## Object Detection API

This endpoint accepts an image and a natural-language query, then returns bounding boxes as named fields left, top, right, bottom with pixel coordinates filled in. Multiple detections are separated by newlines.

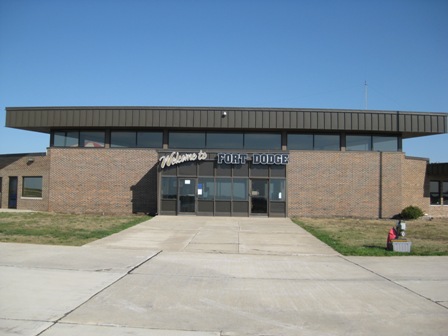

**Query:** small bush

left=401, top=205, right=424, bottom=220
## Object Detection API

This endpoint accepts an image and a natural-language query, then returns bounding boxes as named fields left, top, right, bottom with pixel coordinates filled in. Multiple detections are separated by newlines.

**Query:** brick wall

left=48, top=148, right=158, bottom=214
left=287, top=151, right=405, bottom=218
left=0, top=153, right=50, bottom=211
left=3, top=148, right=445, bottom=218
left=401, top=157, right=428, bottom=213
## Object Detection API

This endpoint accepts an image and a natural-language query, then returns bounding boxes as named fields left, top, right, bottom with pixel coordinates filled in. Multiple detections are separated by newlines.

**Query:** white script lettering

left=159, top=150, right=208, bottom=168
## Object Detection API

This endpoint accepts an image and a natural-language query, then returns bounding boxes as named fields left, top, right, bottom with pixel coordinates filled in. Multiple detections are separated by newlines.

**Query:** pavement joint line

left=128, top=272, right=386, bottom=282
left=35, top=250, right=164, bottom=336
left=182, top=231, right=200, bottom=251
left=340, top=255, right=448, bottom=311
left=237, top=221, right=241, bottom=254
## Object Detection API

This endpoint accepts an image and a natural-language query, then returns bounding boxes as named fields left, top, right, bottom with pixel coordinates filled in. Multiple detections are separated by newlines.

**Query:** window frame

left=430, top=180, right=441, bottom=205
left=22, top=176, right=43, bottom=199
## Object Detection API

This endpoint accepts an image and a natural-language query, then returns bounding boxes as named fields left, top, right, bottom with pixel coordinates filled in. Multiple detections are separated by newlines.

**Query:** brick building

left=1, top=106, right=447, bottom=218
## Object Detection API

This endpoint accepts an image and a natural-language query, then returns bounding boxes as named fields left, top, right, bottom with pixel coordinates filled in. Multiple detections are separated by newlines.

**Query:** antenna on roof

left=364, top=81, right=368, bottom=110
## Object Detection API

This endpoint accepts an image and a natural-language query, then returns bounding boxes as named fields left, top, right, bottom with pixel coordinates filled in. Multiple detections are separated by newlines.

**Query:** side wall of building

left=287, top=151, right=404, bottom=218
left=48, top=148, right=158, bottom=214
left=402, top=157, right=428, bottom=214
left=0, top=154, right=50, bottom=211
left=424, top=163, right=448, bottom=218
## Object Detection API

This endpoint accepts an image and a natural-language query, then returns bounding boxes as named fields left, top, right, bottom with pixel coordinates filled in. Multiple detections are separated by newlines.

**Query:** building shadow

left=130, top=163, right=158, bottom=215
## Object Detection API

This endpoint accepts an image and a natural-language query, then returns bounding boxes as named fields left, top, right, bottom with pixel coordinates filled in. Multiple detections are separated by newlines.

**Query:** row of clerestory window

left=52, top=130, right=399, bottom=152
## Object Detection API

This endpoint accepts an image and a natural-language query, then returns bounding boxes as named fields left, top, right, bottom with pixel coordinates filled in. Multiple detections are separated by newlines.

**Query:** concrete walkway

left=1, top=216, right=447, bottom=335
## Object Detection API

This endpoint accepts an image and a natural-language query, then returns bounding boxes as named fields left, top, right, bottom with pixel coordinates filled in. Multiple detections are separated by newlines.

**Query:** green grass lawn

left=0, top=212, right=150, bottom=246
left=293, top=217, right=448, bottom=256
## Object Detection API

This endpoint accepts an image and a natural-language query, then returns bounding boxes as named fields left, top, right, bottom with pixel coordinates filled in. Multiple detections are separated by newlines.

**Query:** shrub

left=401, top=205, right=424, bottom=220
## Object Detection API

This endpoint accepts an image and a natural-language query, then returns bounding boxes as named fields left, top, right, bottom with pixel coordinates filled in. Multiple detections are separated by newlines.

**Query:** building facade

left=1, top=106, right=447, bottom=218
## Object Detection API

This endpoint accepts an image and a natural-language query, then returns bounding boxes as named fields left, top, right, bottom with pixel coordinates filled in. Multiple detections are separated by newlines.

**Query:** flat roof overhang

left=5, top=106, right=448, bottom=138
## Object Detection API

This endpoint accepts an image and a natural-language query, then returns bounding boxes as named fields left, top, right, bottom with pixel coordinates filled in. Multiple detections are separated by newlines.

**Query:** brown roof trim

left=5, top=106, right=448, bottom=138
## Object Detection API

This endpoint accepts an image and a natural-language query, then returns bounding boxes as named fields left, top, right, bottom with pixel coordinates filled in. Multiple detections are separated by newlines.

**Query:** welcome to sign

left=159, top=150, right=207, bottom=168
left=159, top=151, right=289, bottom=169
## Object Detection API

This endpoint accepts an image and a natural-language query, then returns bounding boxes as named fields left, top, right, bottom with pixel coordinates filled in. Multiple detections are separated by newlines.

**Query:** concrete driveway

left=1, top=216, right=447, bottom=335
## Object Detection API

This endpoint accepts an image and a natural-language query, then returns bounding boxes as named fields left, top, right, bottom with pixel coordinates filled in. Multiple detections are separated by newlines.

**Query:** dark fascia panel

left=5, top=106, right=448, bottom=138
left=427, top=163, right=448, bottom=176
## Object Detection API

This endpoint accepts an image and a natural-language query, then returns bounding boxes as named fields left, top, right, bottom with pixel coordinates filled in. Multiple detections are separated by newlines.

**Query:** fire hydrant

left=387, top=220, right=411, bottom=252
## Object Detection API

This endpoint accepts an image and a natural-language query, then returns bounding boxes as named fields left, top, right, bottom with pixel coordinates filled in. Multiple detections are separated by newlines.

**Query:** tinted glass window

left=137, top=131, right=163, bottom=148
left=53, top=132, right=66, bottom=147
left=216, top=178, right=232, bottom=200
left=207, top=133, right=243, bottom=149
left=65, top=131, right=79, bottom=147
left=111, top=132, right=136, bottom=147
left=178, top=161, right=197, bottom=176
left=346, top=135, right=371, bottom=151
left=169, top=132, right=205, bottom=149
left=216, top=164, right=232, bottom=177
left=22, top=177, right=43, bottom=198
left=245, top=133, right=281, bottom=150
left=270, top=179, right=285, bottom=201
left=198, top=178, right=214, bottom=200
left=430, top=181, right=440, bottom=205
left=314, top=135, right=340, bottom=151
left=288, top=134, right=313, bottom=150
left=270, top=165, right=286, bottom=178
left=251, top=164, right=269, bottom=177
left=233, top=179, right=248, bottom=200
left=233, top=164, right=249, bottom=177
left=161, top=177, right=177, bottom=199
left=443, top=182, right=448, bottom=205
left=80, top=131, right=105, bottom=148
left=373, top=136, right=398, bottom=152
left=198, top=161, right=214, bottom=176
left=54, top=131, right=79, bottom=147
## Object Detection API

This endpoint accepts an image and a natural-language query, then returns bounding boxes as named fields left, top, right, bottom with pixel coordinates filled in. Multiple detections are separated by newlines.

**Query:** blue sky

left=0, top=0, right=447, bottom=161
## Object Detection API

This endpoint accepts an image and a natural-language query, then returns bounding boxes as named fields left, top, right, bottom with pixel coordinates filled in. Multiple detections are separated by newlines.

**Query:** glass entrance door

left=8, top=177, right=18, bottom=209
left=179, top=178, right=196, bottom=213
left=250, top=179, right=268, bottom=214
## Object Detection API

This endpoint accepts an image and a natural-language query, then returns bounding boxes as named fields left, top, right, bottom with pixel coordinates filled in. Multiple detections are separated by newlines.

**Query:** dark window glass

left=245, top=133, right=281, bottom=150
left=22, top=177, right=43, bottom=198
left=430, top=181, right=441, bottom=205
left=169, top=132, right=205, bottom=149
left=65, top=132, right=79, bottom=147
left=80, top=131, right=105, bottom=148
left=233, top=178, right=248, bottom=200
left=198, top=161, right=214, bottom=176
left=137, top=131, right=163, bottom=148
left=217, top=164, right=232, bottom=177
left=207, top=133, right=244, bottom=149
left=178, top=162, right=197, bottom=176
left=443, top=182, right=448, bottom=205
left=234, top=164, right=249, bottom=177
left=270, top=179, right=285, bottom=201
left=216, top=178, right=232, bottom=200
left=314, top=135, right=340, bottom=151
left=287, top=134, right=313, bottom=150
left=53, top=132, right=65, bottom=147
left=111, top=131, right=136, bottom=148
left=346, top=135, right=371, bottom=151
left=373, top=136, right=398, bottom=152
left=161, top=177, right=177, bottom=199
left=54, top=131, right=79, bottom=147
left=251, top=164, right=269, bottom=177
left=161, top=164, right=177, bottom=176
left=270, top=165, right=286, bottom=178
left=198, top=178, right=214, bottom=200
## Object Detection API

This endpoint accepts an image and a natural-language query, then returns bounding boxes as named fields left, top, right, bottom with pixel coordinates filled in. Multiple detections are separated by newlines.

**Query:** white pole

left=365, top=81, right=368, bottom=110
